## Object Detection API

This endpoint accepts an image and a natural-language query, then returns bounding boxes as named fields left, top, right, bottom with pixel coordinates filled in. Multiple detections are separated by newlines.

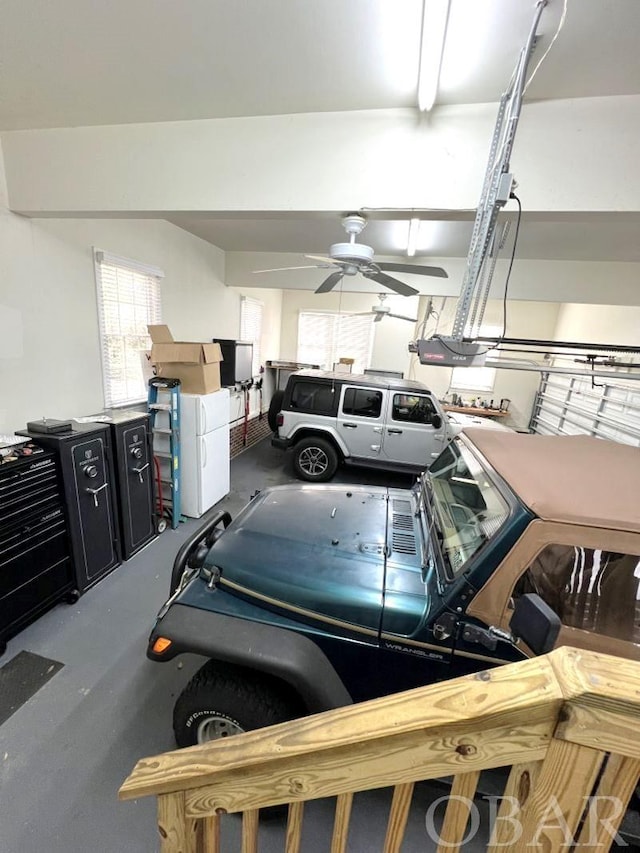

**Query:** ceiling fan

left=352, top=294, right=418, bottom=324
left=253, top=214, right=448, bottom=297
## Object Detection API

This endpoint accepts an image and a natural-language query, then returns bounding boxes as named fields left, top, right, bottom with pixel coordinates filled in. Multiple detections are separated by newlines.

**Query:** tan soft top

left=464, top=428, right=640, bottom=534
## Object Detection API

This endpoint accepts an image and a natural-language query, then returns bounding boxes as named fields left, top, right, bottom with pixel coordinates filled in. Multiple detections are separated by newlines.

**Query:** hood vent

left=391, top=506, right=417, bottom=555
left=392, top=532, right=417, bottom=555
left=392, top=513, right=413, bottom=531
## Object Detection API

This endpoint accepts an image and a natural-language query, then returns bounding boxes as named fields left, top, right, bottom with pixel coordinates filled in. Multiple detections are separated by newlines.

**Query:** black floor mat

left=0, top=650, right=64, bottom=727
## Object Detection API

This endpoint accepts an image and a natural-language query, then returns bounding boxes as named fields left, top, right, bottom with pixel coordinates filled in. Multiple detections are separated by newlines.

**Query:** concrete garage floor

left=0, top=439, right=491, bottom=852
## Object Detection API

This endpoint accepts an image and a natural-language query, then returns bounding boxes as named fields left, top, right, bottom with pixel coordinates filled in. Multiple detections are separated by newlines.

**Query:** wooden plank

left=185, top=718, right=552, bottom=816
left=157, top=792, right=197, bottom=853
left=119, top=655, right=561, bottom=801
left=436, top=770, right=481, bottom=852
left=510, top=739, right=605, bottom=851
left=330, top=793, right=353, bottom=853
left=241, top=810, right=259, bottom=853
left=575, top=754, right=640, bottom=852
left=284, top=801, right=304, bottom=853
left=382, top=782, right=414, bottom=853
left=549, top=646, right=640, bottom=710
left=202, top=815, right=220, bottom=853
left=487, top=760, right=543, bottom=851
left=554, top=701, right=640, bottom=759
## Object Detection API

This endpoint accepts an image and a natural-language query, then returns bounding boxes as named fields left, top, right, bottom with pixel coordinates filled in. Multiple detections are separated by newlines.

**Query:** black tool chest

left=0, top=449, right=75, bottom=653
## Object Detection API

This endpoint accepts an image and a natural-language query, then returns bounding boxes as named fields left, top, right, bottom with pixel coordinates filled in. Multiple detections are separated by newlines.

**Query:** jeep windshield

left=419, top=439, right=509, bottom=581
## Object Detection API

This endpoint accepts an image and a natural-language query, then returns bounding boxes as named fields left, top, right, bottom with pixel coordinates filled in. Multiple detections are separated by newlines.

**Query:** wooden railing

left=119, top=647, right=640, bottom=852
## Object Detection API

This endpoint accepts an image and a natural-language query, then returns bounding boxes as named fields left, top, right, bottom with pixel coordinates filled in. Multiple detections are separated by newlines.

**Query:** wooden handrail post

left=157, top=792, right=197, bottom=853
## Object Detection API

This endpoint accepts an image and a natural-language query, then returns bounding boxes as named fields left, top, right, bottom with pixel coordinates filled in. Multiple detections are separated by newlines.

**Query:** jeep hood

left=204, top=484, right=389, bottom=633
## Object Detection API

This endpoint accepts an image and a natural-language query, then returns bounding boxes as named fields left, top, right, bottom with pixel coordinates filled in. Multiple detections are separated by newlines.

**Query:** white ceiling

left=3, top=0, right=640, bottom=267
left=1, top=0, right=639, bottom=130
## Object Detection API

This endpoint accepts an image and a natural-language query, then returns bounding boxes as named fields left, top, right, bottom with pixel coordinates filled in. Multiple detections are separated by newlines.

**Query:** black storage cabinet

left=0, top=451, right=75, bottom=651
left=18, top=423, right=121, bottom=593
left=101, top=410, right=155, bottom=559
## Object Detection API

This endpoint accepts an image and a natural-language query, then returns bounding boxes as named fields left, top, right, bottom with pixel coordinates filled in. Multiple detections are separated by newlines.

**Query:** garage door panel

left=530, top=368, right=640, bottom=446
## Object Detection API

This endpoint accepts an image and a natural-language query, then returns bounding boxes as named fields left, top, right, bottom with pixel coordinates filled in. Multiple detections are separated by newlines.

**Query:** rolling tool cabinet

left=0, top=448, right=75, bottom=654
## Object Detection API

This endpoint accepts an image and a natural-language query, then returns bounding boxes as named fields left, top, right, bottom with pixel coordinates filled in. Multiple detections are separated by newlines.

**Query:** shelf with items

left=442, top=405, right=510, bottom=418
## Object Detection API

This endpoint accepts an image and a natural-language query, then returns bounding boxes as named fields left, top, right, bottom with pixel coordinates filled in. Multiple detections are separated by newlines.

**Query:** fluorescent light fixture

left=417, top=0, right=450, bottom=111
left=407, top=218, right=420, bottom=257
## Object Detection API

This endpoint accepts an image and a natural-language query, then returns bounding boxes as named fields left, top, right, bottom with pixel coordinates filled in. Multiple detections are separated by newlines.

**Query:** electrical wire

left=523, top=0, right=569, bottom=93
left=501, top=193, right=522, bottom=339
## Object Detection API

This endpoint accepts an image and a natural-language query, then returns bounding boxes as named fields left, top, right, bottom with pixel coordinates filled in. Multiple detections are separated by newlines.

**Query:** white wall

left=553, top=303, right=640, bottom=348
left=4, top=96, right=640, bottom=214
left=0, top=144, right=253, bottom=434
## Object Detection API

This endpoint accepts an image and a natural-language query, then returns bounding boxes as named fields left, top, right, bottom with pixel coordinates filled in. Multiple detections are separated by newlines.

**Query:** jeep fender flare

left=148, top=604, right=353, bottom=714
left=289, top=425, right=349, bottom=459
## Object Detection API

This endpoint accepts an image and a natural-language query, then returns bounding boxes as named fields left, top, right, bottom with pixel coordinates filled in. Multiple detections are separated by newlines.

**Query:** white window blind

left=297, top=312, right=374, bottom=374
left=94, top=249, right=163, bottom=407
left=240, top=297, right=263, bottom=376
left=450, top=365, right=497, bottom=393
left=451, top=325, right=500, bottom=393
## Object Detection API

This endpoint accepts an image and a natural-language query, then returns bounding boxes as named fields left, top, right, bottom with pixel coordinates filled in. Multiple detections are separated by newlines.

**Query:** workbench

left=443, top=405, right=510, bottom=418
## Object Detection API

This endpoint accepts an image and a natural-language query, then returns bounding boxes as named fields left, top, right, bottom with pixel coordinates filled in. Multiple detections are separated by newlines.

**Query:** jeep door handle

left=342, top=423, right=358, bottom=429
left=387, top=428, right=403, bottom=435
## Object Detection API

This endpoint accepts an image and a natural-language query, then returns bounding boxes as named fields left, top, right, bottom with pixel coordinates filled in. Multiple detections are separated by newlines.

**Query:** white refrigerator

left=180, top=389, right=230, bottom=518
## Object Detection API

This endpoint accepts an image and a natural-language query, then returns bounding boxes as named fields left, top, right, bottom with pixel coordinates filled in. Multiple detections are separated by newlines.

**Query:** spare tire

left=268, top=390, right=285, bottom=432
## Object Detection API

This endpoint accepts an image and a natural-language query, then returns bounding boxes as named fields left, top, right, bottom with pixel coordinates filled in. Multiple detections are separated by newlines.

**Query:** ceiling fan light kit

left=328, top=241, right=374, bottom=266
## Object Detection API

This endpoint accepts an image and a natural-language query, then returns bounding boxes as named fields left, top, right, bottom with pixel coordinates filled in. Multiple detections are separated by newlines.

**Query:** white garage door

left=529, top=371, right=640, bottom=447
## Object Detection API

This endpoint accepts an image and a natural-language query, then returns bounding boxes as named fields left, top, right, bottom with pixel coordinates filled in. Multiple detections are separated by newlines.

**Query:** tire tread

left=173, top=660, right=299, bottom=748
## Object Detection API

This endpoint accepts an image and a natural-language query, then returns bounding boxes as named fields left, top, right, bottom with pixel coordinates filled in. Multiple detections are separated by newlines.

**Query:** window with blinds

left=94, top=249, right=163, bottom=407
left=240, top=297, right=263, bottom=376
left=297, top=312, right=374, bottom=374
left=450, top=365, right=497, bottom=393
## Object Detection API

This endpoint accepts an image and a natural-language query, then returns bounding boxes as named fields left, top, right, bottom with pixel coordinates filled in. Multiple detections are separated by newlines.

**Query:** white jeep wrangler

left=269, top=370, right=509, bottom=482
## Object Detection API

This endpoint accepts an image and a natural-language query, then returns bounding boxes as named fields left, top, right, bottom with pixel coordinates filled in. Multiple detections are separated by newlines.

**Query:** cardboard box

left=148, top=325, right=223, bottom=394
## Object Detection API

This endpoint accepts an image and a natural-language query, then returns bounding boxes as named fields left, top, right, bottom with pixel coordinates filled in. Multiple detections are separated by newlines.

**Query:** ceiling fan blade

left=373, top=313, right=384, bottom=323
left=377, top=262, right=448, bottom=279
left=304, top=254, right=343, bottom=266
left=315, top=271, right=344, bottom=293
left=253, top=265, right=323, bottom=273
left=389, top=313, right=419, bottom=323
left=362, top=270, right=419, bottom=297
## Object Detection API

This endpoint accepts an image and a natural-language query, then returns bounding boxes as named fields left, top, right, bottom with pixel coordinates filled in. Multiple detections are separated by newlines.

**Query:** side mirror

left=510, top=593, right=561, bottom=655
left=431, top=414, right=442, bottom=429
